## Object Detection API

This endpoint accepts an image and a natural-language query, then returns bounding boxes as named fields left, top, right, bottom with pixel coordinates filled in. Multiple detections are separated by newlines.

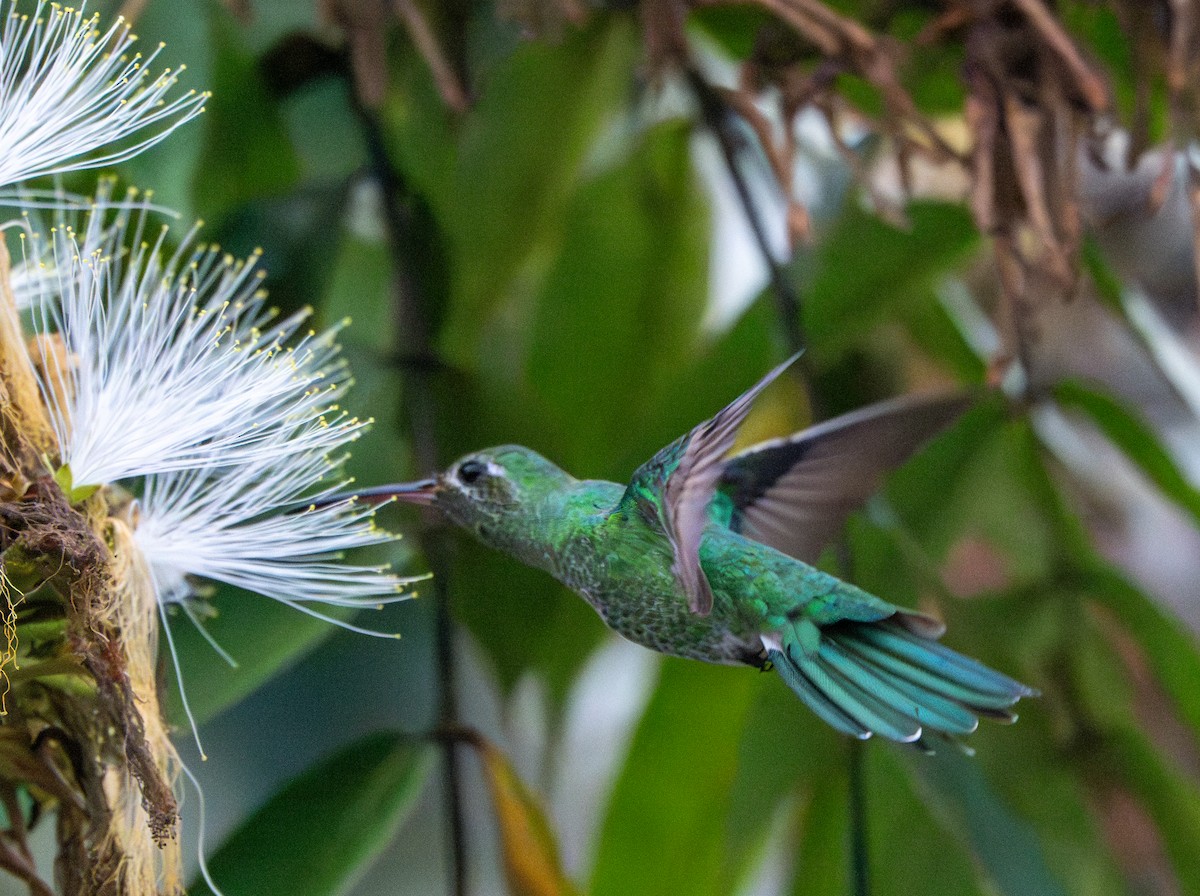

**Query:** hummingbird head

left=437, top=445, right=572, bottom=527
left=384, top=446, right=575, bottom=563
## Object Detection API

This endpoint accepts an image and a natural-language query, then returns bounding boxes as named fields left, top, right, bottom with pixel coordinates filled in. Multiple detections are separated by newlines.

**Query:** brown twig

left=718, top=89, right=792, bottom=190
left=0, top=833, right=54, bottom=896
left=392, top=0, right=470, bottom=112
left=717, top=85, right=814, bottom=241
left=965, top=66, right=998, bottom=234
left=0, top=780, right=53, bottom=896
left=760, top=0, right=870, bottom=56
left=1186, top=162, right=1200, bottom=320
left=320, top=0, right=392, bottom=109
left=1009, top=0, right=1108, bottom=113
left=1167, top=0, right=1196, bottom=97
left=1003, top=95, right=1074, bottom=287
left=992, top=233, right=1036, bottom=376
left=687, top=68, right=808, bottom=356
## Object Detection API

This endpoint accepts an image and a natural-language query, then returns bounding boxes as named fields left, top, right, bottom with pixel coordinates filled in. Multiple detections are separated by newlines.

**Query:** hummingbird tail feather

left=767, top=618, right=1035, bottom=744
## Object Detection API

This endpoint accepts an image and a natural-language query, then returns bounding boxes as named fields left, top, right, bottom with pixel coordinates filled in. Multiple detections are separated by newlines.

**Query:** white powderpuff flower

left=22, top=184, right=420, bottom=764
left=24, top=181, right=418, bottom=635
left=127, top=433, right=416, bottom=763
left=5, top=203, right=97, bottom=308
left=133, top=456, right=413, bottom=633
left=7, top=238, right=59, bottom=307
left=28, top=186, right=367, bottom=490
left=0, top=1, right=207, bottom=188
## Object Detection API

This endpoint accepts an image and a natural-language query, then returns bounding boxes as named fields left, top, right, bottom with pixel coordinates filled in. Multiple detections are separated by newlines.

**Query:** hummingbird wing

left=718, top=391, right=974, bottom=565
left=624, top=353, right=802, bottom=616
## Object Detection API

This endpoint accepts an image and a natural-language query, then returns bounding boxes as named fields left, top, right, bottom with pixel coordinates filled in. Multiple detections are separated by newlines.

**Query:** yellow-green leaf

left=465, top=731, right=580, bottom=896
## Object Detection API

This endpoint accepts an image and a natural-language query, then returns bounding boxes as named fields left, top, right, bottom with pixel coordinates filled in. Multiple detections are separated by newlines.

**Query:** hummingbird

left=355, top=357, right=1034, bottom=745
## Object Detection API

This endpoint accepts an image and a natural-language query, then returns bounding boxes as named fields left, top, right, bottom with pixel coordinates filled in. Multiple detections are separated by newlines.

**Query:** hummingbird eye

left=457, top=459, right=488, bottom=485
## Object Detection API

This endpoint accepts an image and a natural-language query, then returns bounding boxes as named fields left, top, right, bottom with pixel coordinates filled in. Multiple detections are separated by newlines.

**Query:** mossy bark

left=0, top=237, right=181, bottom=894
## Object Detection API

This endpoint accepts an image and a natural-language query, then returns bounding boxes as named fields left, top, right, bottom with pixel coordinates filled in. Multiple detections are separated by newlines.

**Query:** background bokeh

left=12, top=1, right=1200, bottom=894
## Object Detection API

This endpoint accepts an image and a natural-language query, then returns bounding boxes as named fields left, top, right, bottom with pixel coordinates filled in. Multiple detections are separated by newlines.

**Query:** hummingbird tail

left=767, top=617, right=1035, bottom=745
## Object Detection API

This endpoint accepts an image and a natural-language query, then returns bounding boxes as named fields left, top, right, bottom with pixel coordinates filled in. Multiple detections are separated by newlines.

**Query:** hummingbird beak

left=349, top=478, right=440, bottom=507
left=293, top=478, right=441, bottom=513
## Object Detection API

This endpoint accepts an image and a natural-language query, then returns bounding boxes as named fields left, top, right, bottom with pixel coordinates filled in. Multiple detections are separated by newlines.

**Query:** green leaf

left=1103, top=729, right=1200, bottom=895
left=453, top=531, right=606, bottom=701
left=890, top=10, right=966, bottom=115
left=115, top=0, right=212, bottom=218
left=1061, top=592, right=1200, bottom=892
left=526, top=119, right=710, bottom=477
left=906, top=747, right=1070, bottom=896
left=590, top=660, right=758, bottom=896
left=866, top=746, right=982, bottom=896
left=1080, top=561, right=1200, bottom=740
left=972, top=694, right=1127, bottom=896
left=802, top=201, right=979, bottom=367
left=789, top=768, right=848, bottom=896
left=51, top=464, right=99, bottom=504
left=191, top=3, right=301, bottom=223
left=1054, top=379, right=1200, bottom=529
left=165, top=585, right=342, bottom=726
left=442, top=15, right=639, bottom=362
left=722, top=676, right=842, bottom=887
left=1062, top=5, right=1169, bottom=144
left=900, top=291, right=987, bottom=382
left=689, top=5, right=774, bottom=58
left=838, top=73, right=886, bottom=117
left=627, top=299, right=781, bottom=475
left=280, top=78, right=368, bottom=183
left=874, top=400, right=1187, bottom=891
left=380, top=39, right=460, bottom=211
left=207, top=184, right=348, bottom=321
left=192, top=732, right=432, bottom=896
left=882, top=400, right=1059, bottom=590
left=468, top=733, right=581, bottom=896
left=1081, top=238, right=1125, bottom=314
left=922, top=597, right=1127, bottom=896
left=322, top=235, right=395, bottom=355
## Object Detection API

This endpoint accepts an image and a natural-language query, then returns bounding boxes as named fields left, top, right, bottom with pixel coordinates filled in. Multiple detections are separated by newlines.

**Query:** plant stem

left=848, top=738, right=871, bottom=896
left=351, top=97, right=468, bottom=896
left=685, top=67, right=807, bottom=356
left=689, top=64, right=874, bottom=895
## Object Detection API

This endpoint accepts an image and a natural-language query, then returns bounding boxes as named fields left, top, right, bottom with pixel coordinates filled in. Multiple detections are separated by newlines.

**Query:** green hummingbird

left=357, top=357, right=1034, bottom=745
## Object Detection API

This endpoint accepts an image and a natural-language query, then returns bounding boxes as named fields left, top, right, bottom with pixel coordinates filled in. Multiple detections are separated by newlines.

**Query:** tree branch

left=686, top=67, right=808, bottom=356
left=350, top=94, right=468, bottom=896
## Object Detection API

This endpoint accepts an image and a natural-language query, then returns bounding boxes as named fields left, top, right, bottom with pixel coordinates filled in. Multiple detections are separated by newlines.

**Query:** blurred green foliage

left=191, top=733, right=432, bottom=896
left=61, top=0, right=1200, bottom=894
